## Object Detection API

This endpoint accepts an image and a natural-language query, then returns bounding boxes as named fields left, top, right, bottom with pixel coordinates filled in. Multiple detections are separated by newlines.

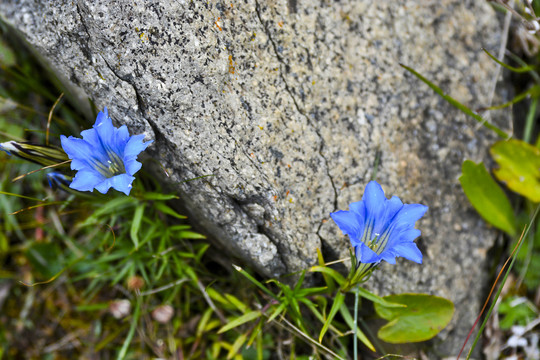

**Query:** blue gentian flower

left=331, top=181, right=427, bottom=266
left=46, top=172, right=72, bottom=190
left=60, top=108, right=152, bottom=195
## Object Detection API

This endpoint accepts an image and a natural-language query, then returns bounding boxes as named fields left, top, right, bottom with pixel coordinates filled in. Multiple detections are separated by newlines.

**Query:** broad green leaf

left=218, top=311, right=261, bottom=334
left=319, top=291, right=345, bottom=342
left=459, top=160, right=517, bottom=235
left=491, top=139, right=540, bottom=203
left=374, top=293, right=454, bottom=343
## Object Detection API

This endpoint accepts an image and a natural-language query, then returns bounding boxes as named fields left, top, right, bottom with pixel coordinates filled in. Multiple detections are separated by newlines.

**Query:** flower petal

left=374, top=195, right=403, bottom=235
left=69, top=170, right=105, bottom=192
left=330, top=210, right=361, bottom=239
left=61, top=135, right=101, bottom=170
left=379, top=250, right=397, bottom=265
left=332, top=180, right=428, bottom=269
left=394, top=204, right=428, bottom=226
left=356, top=242, right=382, bottom=264
left=94, top=174, right=136, bottom=195
left=60, top=108, right=151, bottom=195
left=363, top=181, right=386, bottom=218
left=391, top=243, right=423, bottom=264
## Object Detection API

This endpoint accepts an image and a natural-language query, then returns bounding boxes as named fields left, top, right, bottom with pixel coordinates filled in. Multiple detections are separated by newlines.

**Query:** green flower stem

left=354, top=284, right=359, bottom=360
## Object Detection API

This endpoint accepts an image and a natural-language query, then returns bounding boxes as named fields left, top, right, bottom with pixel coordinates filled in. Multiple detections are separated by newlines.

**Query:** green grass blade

left=316, top=248, right=335, bottom=292
left=130, top=203, right=145, bottom=248
left=227, top=332, right=248, bottom=359
left=319, top=290, right=345, bottom=343
left=0, top=190, right=44, bottom=202
left=233, top=265, right=277, bottom=300
left=356, top=287, right=406, bottom=308
left=218, top=310, right=261, bottom=334
left=482, top=48, right=536, bottom=73
left=483, top=86, right=538, bottom=111
left=309, top=265, right=346, bottom=286
left=116, top=297, right=141, bottom=360
left=400, top=63, right=509, bottom=139
left=266, top=302, right=287, bottom=323
left=339, top=299, right=375, bottom=352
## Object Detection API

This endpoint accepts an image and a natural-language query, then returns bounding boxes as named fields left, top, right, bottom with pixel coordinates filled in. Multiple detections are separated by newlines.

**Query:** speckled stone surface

left=1, top=0, right=506, bottom=355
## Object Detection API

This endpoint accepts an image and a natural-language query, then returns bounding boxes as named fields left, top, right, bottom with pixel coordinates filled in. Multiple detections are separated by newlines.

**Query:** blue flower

left=330, top=181, right=427, bottom=266
left=46, top=172, right=72, bottom=190
left=60, top=108, right=152, bottom=195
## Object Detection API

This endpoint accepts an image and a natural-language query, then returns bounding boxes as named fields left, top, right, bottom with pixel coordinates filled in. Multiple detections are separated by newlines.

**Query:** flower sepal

left=341, top=249, right=376, bottom=293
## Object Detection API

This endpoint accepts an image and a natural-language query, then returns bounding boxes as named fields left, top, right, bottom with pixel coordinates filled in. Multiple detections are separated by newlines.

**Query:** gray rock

left=1, top=0, right=507, bottom=355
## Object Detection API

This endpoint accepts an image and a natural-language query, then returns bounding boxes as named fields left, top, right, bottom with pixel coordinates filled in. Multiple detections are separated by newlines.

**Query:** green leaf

left=130, top=203, right=145, bottom=248
left=233, top=265, right=277, bottom=300
left=459, top=160, right=517, bottom=235
left=224, top=293, right=248, bottom=312
left=218, top=311, right=261, bottom=334
left=153, top=201, right=187, bottom=219
left=178, top=230, right=206, bottom=239
left=319, top=291, right=345, bottom=342
left=482, top=48, right=537, bottom=73
left=374, top=293, right=454, bottom=343
left=316, top=248, right=335, bottom=292
left=80, top=197, right=134, bottom=226
left=498, top=296, right=538, bottom=330
left=309, top=266, right=345, bottom=286
left=140, top=192, right=178, bottom=200
left=267, top=302, right=287, bottom=323
left=491, top=139, right=540, bottom=203
left=227, top=332, right=248, bottom=359
left=296, top=286, right=328, bottom=297
left=196, top=308, right=215, bottom=336
left=400, top=64, right=509, bottom=138
left=356, top=287, right=406, bottom=308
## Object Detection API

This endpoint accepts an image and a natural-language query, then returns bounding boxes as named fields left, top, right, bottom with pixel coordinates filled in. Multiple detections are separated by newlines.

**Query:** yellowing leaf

left=491, top=139, right=540, bottom=202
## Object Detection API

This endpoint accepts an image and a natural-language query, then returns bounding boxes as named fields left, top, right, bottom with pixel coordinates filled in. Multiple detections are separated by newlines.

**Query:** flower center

left=92, top=150, right=126, bottom=178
